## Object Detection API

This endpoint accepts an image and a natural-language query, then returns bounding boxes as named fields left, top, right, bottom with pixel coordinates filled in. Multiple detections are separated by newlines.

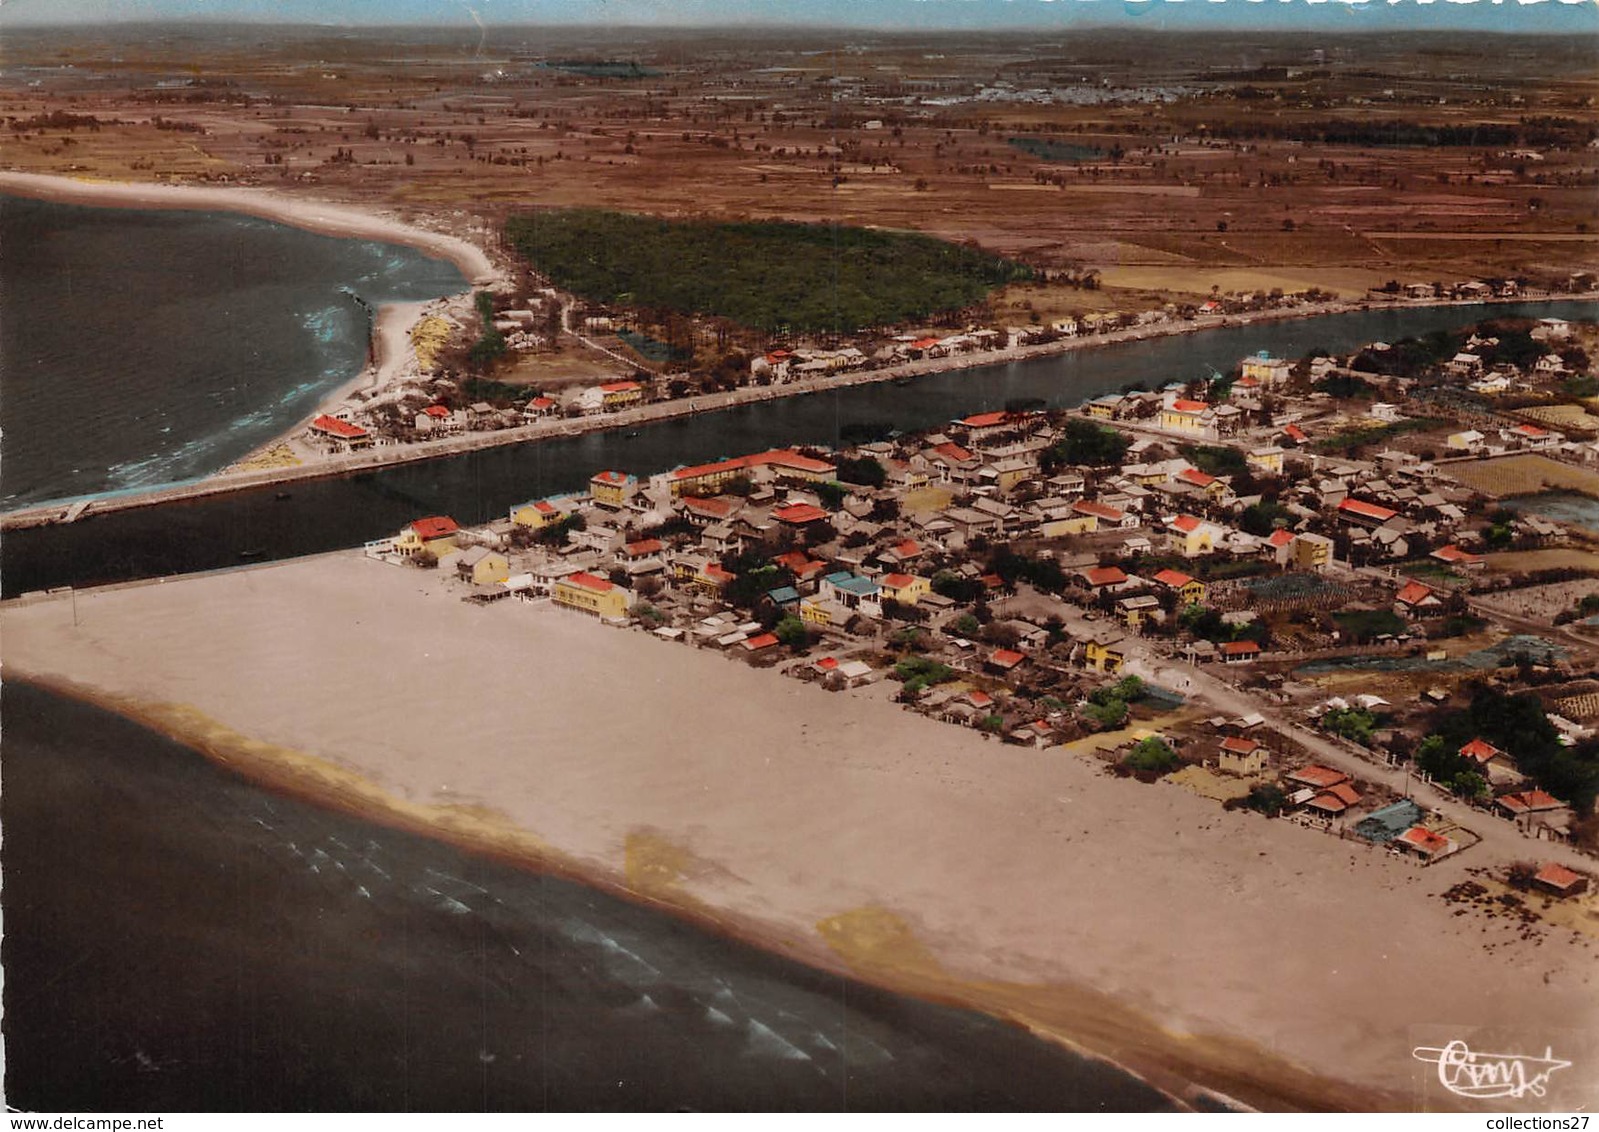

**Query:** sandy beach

left=0, top=171, right=500, bottom=286
left=4, top=552, right=1595, bottom=1112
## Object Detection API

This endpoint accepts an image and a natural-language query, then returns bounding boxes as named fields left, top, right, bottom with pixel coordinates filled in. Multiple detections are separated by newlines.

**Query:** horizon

left=2, top=0, right=1596, bottom=33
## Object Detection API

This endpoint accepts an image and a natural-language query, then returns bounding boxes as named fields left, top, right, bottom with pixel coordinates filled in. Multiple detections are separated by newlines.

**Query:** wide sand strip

left=4, top=554, right=1596, bottom=1111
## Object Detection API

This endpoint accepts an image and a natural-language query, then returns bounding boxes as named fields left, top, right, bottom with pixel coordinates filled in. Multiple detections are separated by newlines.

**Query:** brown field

left=2, top=24, right=1595, bottom=313
left=1480, top=549, right=1599, bottom=576
left=1447, top=455, right=1599, bottom=499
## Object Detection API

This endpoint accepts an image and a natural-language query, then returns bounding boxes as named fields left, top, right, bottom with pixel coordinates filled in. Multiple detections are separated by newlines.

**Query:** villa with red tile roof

left=1083, top=565, right=1129, bottom=589
left=878, top=573, right=930, bottom=605
left=1336, top=497, right=1399, bottom=527
left=1152, top=568, right=1208, bottom=605
left=1461, top=737, right=1508, bottom=767
left=309, top=413, right=372, bottom=449
left=773, top=502, right=830, bottom=527
left=1431, top=544, right=1486, bottom=568
left=599, top=380, right=645, bottom=410
left=987, top=648, right=1026, bottom=673
left=1287, top=764, right=1349, bottom=791
left=1533, top=862, right=1588, bottom=897
left=1395, top=826, right=1454, bottom=861
left=1494, top=789, right=1565, bottom=818
left=1304, top=781, right=1362, bottom=818
left=1217, top=736, right=1267, bottom=776
left=668, top=449, right=836, bottom=496
left=393, top=515, right=460, bottom=559
left=1394, top=580, right=1443, bottom=614
left=553, top=571, right=632, bottom=619
left=1220, top=640, right=1261, bottom=663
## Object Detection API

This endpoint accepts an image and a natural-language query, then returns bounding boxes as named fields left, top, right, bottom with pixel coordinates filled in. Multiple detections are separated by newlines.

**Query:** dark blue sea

left=0, top=680, right=1177, bottom=1112
left=0, top=194, right=466, bottom=508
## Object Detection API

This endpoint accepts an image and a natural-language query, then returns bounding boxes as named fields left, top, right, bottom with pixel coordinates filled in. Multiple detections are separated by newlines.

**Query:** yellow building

left=1042, top=514, right=1097, bottom=538
left=589, top=470, right=636, bottom=507
left=511, top=498, right=569, bottom=530
left=460, top=548, right=511, bottom=586
left=879, top=573, right=930, bottom=605
left=1083, top=633, right=1127, bottom=674
left=1240, top=353, right=1291, bottom=386
left=1246, top=446, right=1285, bottom=475
left=553, top=571, right=631, bottom=618
left=1168, top=515, right=1216, bottom=557
left=600, top=381, right=645, bottom=411
left=1159, top=399, right=1214, bottom=436
left=1153, top=568, right=1207, bottom=605
left=1218, top=737, right=1269, bottom=776
left=393, top=516, right=460, bottom=559
left=1291, top=533, right=1333, bottom=571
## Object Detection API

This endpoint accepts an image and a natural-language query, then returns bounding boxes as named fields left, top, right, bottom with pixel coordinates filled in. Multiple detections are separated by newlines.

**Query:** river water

left=3, top=297, right=1593, bottom=596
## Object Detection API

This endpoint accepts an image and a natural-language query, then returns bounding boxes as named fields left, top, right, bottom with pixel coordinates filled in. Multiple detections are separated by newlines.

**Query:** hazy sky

left=1, top=0, right=1595, bottom=32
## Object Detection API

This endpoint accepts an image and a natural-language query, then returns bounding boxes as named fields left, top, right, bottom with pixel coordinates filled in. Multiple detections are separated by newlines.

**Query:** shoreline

left=6, top=664, right=1380, bottom=1113
left=0, top=170, right=502, bottom=286
left=6, top=554, right=1592, bottom=1112
left=4, top=286, right=1593, bottom=530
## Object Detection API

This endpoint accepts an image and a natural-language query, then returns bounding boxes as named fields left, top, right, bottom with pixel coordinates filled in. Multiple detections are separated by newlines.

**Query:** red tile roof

left=530, top=396, right=556, bottom=409
left=932, top=441, right=975, bottom=463
left=1177, top=468, right=1216, bottom=488
left=409, top=516, right=459, bottom=541
left=591, top=470, right=631, bottom=485
left=1397, top=827, right=1450, bottom=855
left=681, top=496, right=735, bottom=518
left=742, top=632, right=779, bottom=651
left=1153, top=568, right=1195, bottom=589
left=1534, top=862, right=1585, bottom=890
left=623, top=538, right=664, bottom=556
left=1512, top=423, right=1549, bottom=437
left=311, top=414, right=369, bottom=439
left=966, top=690, right=994, bottom=708
left=1497, top=790, right=1564, bottom=815
left=1461, top=737, right=1505, bottom=764
left=1337, top=497, right=1399, bottom=522
left=814, top=656, right=840, bottom=671
left=881, top=573, right=918, bottom=589
left=1221, top=640, right=1261, bottom=656
left=1072, top=500, right=1125, bottom=522
left=960, top=411, right=1009, bottom=429
left=1289, top=764, right=1349, bottom=790
left=890, top=539, right=922, bottom=558
left=1432, top=544, right=1485, bottom=565
left=600, top=381, right=643, bottom=394
left=1220, top=736, right=1260, bottom=755
left=1170, top=399, right=1209, bottom=413
left=566, top=571, right=614, bottom=593
left=1267, top=529, right=1295, bottom=547
left=672, top=449, right=835, bottom=482
left=774, top=502, right=829, bottom=525
left=1395, top=581, right=1435, bottom=606
left=911, top=336, right=941, bottom=350
left=424, top=404, right=451, bottom=418
left=1282, top=424, right=1308, bottom=443
left=980, top=573, right=1005, bottom=590
left=1170, top=514, right=1204, bottom=533
left=990, top=648, right=1026, bottom=669
left=1084, top=566, right=1128, bottom=587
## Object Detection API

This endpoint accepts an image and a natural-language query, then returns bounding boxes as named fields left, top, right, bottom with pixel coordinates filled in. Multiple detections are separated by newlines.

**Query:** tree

left=1242, top=783, right=1287, bottom=817
left=1124, top=737, right=1180, bottom=775
left=835, top=456, right=886, bottom=488
left=774, top=615, right=810, bottom=649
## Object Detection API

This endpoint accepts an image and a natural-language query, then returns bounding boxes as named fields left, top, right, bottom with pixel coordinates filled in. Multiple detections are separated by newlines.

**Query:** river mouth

left=0, top=195, right=467, bottom=510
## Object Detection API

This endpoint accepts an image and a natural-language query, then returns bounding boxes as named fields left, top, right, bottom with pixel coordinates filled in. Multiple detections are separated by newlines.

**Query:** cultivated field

left=1447, top=455, right=1599, bottom=499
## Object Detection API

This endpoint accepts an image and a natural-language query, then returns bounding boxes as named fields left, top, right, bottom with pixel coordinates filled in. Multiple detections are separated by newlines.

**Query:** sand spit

left=0, top=170, right=500, bottom=286
left=5, top=553, right=1595, bottom=1112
